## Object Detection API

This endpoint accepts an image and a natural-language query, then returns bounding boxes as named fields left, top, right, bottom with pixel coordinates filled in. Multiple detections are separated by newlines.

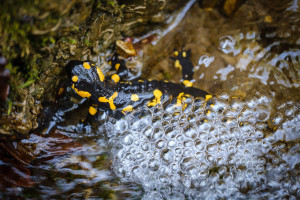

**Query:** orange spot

left=148, top=89, right=163, bottom=107
left=72, top=76, right=78, bottom=82
left=175, top=60, right=182, bottom=70
left=182, top=80, right=193, bottom=87
left=115, top=63, right=120, bottom=70
left=122, top=105, right=133, bottom=114
left=71, top=84, right=91, bottom=98
left=205, top=95, right=212, bottom=101
left=83, top=62, right=91, bottom=69
left=89, top=106, right=97, bottom=115
left=96, top=67, right=105, bottom=82
left=131, top=94, right=139, bottom=101
left=98, top=92, right=118, bottom=110
left=111, top=74, right=120, bottom=82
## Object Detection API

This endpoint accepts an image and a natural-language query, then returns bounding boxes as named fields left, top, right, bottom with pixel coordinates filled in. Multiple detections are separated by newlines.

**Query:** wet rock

left=0, top=0, right=186, bottom=139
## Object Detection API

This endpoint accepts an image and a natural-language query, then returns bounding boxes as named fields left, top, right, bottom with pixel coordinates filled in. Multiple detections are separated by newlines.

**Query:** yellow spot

left=183, top=103, right=188, bottom=110
left=72, top=76, right=78, bottom=82
left=89, top=106, right=97, bottom=115
left=182, top=51, right=186, bottom=57
left=210, top=104, right=214, bottom=107
left=111, top=74, right=120, bottom=83
left=58, top=87, right=64, bottom=95
left=122, top=105, right=133, bottom=114
left=175, top=92, right=190, bottom=107
left=204, top=119, right=208, bottom=122
left=96, top=67, right=105, bottom=82
left=148, top=89, right=163, bottom=107
left=148, top=79, right=152, bottom=81
left=206, top=110, right=211, bottom=115
left=83, top=62, right=91, bottom=69
left=183, top=80, right=193, bottom=87
left=175, top=92, right=184, bottom=106
left=72, top=84, right=91, bottom=98
left=115, top=63, right=120, bottom=70
left=164, top=80, right=168, bottom=83
left=131, top=94, right=139, bottom=102
left=138, top=80, right=144, bottom=82
left=109, top=61, right=112, bottom=65
left=175, top=60, right=182, bottom=70
left=174, top=51, right=179, bottom=56
left=98, top=92, right=118, bottom=110
left=205, top=95, right=212, bottom=101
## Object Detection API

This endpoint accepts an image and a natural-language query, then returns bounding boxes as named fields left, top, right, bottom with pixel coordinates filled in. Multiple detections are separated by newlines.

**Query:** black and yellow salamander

left=66, top=48, right=210, bottom=117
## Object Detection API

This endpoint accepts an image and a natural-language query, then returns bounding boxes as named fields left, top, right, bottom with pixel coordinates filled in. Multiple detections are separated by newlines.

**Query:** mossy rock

left=0, top=0, right=185, bottom=140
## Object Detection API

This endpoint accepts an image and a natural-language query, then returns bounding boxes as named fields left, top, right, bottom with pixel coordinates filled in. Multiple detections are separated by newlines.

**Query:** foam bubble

left=106, top=96, right=299, bottom=199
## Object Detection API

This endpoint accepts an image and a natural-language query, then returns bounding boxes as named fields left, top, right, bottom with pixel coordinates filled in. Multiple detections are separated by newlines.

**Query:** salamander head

left=66, top=60, right=106, bottom=99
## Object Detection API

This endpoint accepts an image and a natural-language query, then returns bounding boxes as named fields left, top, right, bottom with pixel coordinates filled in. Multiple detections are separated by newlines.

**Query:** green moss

left=0, top=2, right=41, bottom=94
left=18, top=79, right=36, bottom=89
left=41, top=37, right=56, bottom=47
left=7, top=100, right=12, bottom=115
left=107, top=0, right=116, bottom=7
left=84, top=39, right=92, bottom=45
left=165, top=73, right=171, bottom=79
left=68, top=37, right=78, bottom=45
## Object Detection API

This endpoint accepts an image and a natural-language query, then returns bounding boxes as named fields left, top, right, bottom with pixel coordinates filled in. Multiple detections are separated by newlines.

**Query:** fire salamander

left=66, top=48, right=211, bottom=117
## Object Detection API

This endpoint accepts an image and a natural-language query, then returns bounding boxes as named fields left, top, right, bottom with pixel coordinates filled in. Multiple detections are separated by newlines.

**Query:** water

left=1, top=0, right=300, bottom=199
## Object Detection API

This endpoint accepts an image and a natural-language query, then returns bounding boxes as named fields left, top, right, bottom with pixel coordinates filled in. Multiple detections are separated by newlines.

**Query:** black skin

left=110, top=53, right=129, bottom=78
left=66, top=48, right=208, bottom=115
left=170, top=48, right=194, bottom=80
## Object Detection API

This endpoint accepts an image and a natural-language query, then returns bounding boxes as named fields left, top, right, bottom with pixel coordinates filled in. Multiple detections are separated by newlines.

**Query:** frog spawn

left=105, top=95, right=300, bottom=199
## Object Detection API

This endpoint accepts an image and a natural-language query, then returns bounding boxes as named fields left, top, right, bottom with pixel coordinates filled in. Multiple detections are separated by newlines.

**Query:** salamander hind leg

left=170, top=47, right=194, bottom=87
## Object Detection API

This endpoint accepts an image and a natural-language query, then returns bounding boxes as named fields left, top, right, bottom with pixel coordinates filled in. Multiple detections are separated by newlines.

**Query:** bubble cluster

left=105, top=94, right=300, bottom=199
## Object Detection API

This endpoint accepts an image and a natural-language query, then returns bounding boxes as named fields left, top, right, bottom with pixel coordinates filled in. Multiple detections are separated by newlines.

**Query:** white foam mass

left=105, top=95, right=300, bottom=199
